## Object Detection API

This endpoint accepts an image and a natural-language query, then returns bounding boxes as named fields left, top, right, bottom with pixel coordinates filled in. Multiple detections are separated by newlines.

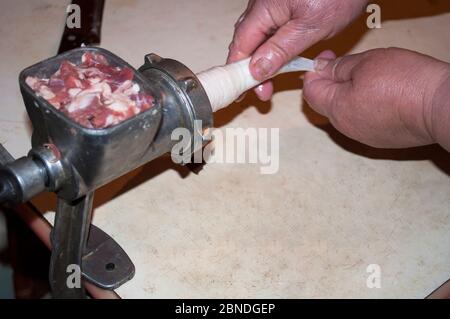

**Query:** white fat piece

left=196, top=56, right=315, bottom=112
left=66, top=92, right=98, bottom=112
left=25, top=76, right=38, bottom=88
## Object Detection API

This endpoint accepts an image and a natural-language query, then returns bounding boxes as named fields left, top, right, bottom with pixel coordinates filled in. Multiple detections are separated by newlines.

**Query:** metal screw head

left=180, top=77, right=197, bottom=93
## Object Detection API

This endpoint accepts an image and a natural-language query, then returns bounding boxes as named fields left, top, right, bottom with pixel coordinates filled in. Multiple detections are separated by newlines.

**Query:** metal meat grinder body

left=0, top=47, right=213, bottom=298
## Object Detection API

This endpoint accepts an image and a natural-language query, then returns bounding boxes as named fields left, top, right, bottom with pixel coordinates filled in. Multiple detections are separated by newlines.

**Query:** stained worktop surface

left=0, top=0, right=449, bottom=298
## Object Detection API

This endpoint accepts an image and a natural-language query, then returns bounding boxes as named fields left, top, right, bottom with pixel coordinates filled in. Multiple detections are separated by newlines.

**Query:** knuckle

left=266, top=40, right=291, bottom=64
left=331, top=57, right=344, bottom=80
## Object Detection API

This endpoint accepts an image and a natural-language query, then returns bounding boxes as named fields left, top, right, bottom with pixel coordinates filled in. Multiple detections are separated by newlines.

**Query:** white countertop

left=1, top=0, right=449, bottom=298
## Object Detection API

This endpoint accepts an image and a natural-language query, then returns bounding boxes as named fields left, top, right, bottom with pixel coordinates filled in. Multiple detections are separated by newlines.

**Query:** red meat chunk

left=25, top=52, right=154, bottom=129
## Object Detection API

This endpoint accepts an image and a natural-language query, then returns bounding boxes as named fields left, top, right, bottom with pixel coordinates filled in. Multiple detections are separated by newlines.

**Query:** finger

left=303, top=51, right=354, bottom=117
left=227, top=1, right=283, bottom=64
left=300, top=51, right=336, bottom=115
left=303, top=78, right=345, bottom=117
left=233, top=0, right=255, bottom=29
left=254, top=81, right=273, bottom=101
left=315, top=50, right=337, bottom=60
left=314, top=51, right=367, bottom=82
left=249, top=20, right=324, bottom=81
left=303, top=50, right=337, bottom=83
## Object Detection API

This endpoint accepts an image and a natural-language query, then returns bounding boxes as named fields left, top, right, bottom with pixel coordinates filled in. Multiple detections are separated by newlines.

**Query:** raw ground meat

left=25, top=52, right=154, bottom=129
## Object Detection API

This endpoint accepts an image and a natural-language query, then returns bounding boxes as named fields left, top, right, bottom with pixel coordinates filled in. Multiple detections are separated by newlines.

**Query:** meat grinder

left=0, top=47, right=213, bottom=298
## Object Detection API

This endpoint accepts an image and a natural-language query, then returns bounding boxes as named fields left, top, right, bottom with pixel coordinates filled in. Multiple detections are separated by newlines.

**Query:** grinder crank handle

left=196, top=56, right=315, bottom=112
left=0, top=143, right=14, bottom=165
left=0, top=143, right=18, bottom=203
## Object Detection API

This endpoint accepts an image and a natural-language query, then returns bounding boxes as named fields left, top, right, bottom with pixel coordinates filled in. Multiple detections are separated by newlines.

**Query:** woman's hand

left=303, top=48, right=450, bottom=150
left=227, top=0, right=369, bottom=100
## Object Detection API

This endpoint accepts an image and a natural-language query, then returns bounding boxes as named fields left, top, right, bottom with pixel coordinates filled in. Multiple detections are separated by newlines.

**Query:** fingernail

left=255, top=84, right=271, bottom=102
left=255, top=84, right=264, bottom=93
left=314, top=58, right=332, bottom=71
left=253, top=57, right=273, bottom=80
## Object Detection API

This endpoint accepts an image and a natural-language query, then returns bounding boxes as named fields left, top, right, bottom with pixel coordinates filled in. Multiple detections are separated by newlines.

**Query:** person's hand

left=227, top=0, right=369, bottom=101
left=303, top=48, right=450, bottom=150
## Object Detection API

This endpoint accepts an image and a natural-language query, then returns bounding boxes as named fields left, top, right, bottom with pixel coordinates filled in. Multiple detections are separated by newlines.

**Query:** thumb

left=303, top=51, right=360, bottom=117
left=249, top=22, right=324, bottom=81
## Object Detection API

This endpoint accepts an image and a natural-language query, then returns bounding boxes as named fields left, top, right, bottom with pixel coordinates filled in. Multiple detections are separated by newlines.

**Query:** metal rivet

left=181, top=77, right=196, bottom=93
